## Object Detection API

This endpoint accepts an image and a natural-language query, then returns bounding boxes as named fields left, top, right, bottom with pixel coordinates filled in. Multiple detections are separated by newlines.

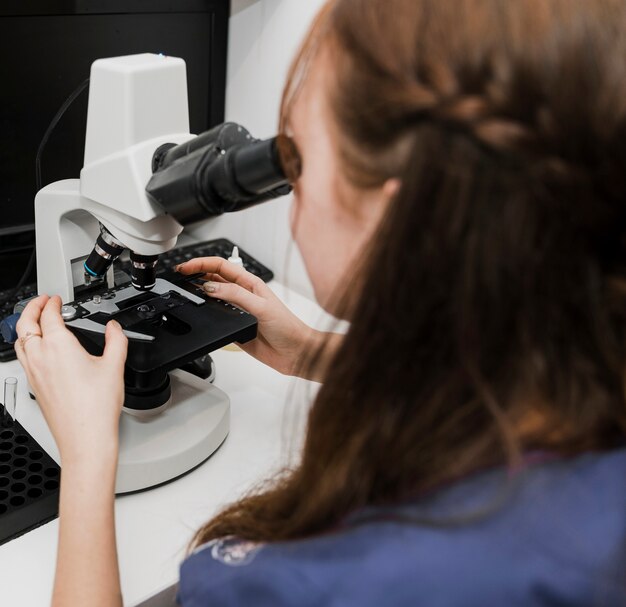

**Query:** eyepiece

left=84, top=225, right=125, bottom=280
left=230, top=137, right=289, bottom=195
left=129, top=252, right=159, bottom=291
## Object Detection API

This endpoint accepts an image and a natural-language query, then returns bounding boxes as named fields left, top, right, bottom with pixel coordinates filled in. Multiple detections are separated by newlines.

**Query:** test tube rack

left=0, top=405, right=60, bottom=545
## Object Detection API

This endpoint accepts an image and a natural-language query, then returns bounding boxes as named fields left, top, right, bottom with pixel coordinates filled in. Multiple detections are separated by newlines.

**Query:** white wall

left=187, top=0, right=327, bottom=297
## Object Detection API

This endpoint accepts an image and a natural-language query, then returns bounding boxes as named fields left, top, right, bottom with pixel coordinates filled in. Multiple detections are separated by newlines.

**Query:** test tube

left=3, top=377, right=17, bottom=425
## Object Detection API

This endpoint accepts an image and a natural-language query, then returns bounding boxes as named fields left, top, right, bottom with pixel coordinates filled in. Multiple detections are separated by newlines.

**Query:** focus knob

left=0, top=313, right=21, bottom=344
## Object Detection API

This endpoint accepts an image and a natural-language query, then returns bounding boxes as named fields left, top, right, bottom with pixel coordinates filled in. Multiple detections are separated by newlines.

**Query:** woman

left=15, top=0, right=626, bottom=604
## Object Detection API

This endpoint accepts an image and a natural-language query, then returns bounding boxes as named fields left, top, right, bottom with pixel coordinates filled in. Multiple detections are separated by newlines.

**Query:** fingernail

left=203, top=281, right=219, bottom=294
left=108, top=320, right=120, bottom=329
left=175, top=263, right=185, bottom=272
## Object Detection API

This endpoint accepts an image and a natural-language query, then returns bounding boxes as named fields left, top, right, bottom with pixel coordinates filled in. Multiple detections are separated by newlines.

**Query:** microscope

left=23, top=54, right=297, bottom=493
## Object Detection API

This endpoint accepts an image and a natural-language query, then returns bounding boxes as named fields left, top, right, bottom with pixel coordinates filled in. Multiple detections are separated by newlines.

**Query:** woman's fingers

left=40, top=296, right=67, bottom=336
left=178, top=257, right=267, bottom=294
left=178, top=256, right=267, bottom=311
left=15, top=294, right=49, bottom=339
left=202, top=272, right=229, bottom=284
left=14, top=338, right=32, bottom=377
left=102, top=321, right=128, bottom=371
left=201, top=280, right=267, bottom=317
left=15, top=295, right=49, bottom=360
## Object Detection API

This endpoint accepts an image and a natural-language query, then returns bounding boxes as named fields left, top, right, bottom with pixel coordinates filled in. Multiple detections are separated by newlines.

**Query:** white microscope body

left=33, top=54, right=230, bottom=494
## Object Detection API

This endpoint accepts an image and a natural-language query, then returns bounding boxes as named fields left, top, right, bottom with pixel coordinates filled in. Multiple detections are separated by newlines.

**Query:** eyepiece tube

left=129, top=252, right=159, bottom=291
left=200, top=135, right=294, bottom=214
left=84, top=225, right=125, bottom=280
left=231, top=137, right=287, bottom=195
left=152, top=123, right=227, bottom=172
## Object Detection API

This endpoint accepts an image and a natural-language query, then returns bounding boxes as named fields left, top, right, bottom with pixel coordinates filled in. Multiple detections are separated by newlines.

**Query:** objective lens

left=84, top=225, right=124, bottom=279
left=232, top=137, right=291, bottom=195
left=129, top=252, right=159, bottom=291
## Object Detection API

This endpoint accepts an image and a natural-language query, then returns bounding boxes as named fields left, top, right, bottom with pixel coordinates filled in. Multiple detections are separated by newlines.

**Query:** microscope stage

left=63, top=274, right=257, bottom=374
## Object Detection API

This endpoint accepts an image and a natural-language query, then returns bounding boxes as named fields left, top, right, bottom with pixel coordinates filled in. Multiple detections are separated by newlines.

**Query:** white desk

left=0, top=283, right=325, bottom=606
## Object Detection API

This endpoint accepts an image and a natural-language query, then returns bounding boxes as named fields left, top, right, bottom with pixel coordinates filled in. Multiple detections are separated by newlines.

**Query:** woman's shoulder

left=178, top=448, right=626, bottom=607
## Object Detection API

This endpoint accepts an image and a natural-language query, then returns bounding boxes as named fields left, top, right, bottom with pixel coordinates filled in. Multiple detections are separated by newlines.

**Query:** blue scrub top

left=178, top=448, right=626, bottom=606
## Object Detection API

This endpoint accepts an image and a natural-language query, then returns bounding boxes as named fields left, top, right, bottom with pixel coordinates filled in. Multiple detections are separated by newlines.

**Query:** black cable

left=1, top=77, right=90, bottom=303
left=35, top=78, right=90, bottom=196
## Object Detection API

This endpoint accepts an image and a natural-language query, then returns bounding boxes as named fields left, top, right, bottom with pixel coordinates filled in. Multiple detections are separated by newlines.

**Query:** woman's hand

left=177, top=257, right=338, bottom=380
left=14, top=295, right=128, bottom=464
left=15, top=296, right=127, bottom=607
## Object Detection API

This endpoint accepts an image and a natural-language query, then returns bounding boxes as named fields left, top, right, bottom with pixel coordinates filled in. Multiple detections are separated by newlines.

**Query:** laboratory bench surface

left=0, top=283, right=325, bottom=606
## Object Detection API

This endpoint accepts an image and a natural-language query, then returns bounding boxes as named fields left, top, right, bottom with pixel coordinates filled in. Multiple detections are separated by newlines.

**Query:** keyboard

left=0, top=237, right=273, bottom=362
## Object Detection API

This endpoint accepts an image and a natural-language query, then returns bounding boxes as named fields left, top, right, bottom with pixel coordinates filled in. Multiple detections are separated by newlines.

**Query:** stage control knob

left=61, top=305, right=77, bottom=321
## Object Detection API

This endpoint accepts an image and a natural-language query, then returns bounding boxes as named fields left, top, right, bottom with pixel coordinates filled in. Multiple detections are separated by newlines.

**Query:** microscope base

left=116, top=369, right=229, bottom=494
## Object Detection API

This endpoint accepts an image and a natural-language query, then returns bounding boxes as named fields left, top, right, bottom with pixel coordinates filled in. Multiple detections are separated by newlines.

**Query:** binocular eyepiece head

left=146, top=122, right=301, bottom=225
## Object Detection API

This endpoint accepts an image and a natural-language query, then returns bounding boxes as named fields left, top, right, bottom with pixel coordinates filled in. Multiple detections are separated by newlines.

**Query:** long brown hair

left=193, top=0, right=626, bottom=545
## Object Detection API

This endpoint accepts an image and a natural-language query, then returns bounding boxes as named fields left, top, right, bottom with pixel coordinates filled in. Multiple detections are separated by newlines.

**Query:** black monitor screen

left=0, top=1, right=229, bottom=289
